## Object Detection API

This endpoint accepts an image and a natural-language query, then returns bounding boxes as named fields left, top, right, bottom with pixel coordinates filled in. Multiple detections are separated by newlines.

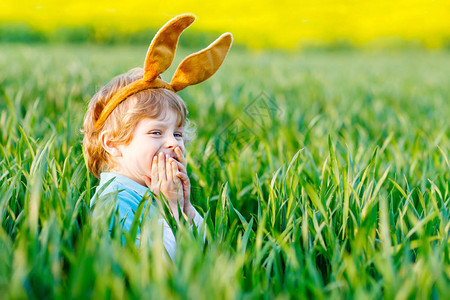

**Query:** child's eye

left=149, top=131, right=161, bottom=136
left=174, top=132, right=183, bottom=138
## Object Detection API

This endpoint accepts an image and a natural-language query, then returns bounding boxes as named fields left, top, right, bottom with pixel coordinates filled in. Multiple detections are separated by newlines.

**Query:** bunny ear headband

left=94, top=13, right=233, bottom=130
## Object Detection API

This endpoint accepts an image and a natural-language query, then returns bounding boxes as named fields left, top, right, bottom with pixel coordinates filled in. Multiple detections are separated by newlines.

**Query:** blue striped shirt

left=90, top=172, right=204, bottom=260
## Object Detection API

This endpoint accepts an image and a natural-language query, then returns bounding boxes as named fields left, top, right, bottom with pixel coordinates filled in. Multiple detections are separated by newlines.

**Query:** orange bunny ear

left=143, top=14, right=195, bottom=82
left=93, top=14, right=232, bottom=130
left=170, top=33, right=233, bottom=92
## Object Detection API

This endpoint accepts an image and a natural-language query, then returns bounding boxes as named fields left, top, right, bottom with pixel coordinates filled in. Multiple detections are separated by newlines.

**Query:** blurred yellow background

left=1, top=0, right=449, bottom=49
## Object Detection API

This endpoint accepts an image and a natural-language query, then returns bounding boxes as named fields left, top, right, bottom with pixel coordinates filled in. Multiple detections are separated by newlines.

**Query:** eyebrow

left=144, top=122, right=184, bottom=129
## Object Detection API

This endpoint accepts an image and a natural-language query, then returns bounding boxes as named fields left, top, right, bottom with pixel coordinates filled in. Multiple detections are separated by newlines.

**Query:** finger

left=176, top=169, right=190, bottom=188
left=171, top=158, right=179, bottom=184
left=166, top=154, right=173, bottom=183
left=158, top=152, right=166, bottom=181
left=176, top=170, right=189, bottom=184
left=142, top=175, right=151, bottom=186
left=175, top=146, right=186, bottom=166
left=175, top=146, right=186, bottom=165
left=176, top=171, right=190, bottom=190
left=172, top=159, right=187, bottom=174
left=176, top=172, right=190, bottom=201
left=175, top=145, right=185, bottom=155
left=151, top=155, right=158, bottom=184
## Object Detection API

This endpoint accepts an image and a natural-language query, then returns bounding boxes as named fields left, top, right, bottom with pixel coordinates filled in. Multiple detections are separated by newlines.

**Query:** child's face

left=113, top=109, right=185, bottom=186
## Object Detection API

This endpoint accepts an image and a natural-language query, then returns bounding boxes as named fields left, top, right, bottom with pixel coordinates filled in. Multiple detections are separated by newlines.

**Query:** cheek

left=178, top=141, right=185, bottom=153
left=150, top=144, right=165, bottom=160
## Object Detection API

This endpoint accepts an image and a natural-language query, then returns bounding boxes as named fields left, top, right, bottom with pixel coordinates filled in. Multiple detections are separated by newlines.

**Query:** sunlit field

left=1, top=1, right=450, bottom=49
left=0, top=43, right=449, bottom=298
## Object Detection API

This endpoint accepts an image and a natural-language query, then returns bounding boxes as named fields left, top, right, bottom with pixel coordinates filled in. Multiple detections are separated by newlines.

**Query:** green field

left=0, top=44, right=449, bottom=299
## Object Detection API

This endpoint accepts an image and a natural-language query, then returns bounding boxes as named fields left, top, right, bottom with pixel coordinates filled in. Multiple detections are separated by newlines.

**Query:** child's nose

left=164, top=135, right=178, bottom=149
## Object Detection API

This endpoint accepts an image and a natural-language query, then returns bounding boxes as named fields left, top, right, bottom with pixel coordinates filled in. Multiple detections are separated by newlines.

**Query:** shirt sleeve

left=190, top=208, right=206, bottom=242
left=114, top=190, right=141, bottom=233
left=158, top=218, right=177, bottom=261
left=116, top=193, right=177, bottom=260
left=92, top=174, right=178, bottom=260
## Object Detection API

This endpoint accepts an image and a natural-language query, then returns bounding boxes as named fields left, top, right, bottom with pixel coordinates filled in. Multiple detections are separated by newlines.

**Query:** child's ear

left=100, top=131, right=122, bottom=157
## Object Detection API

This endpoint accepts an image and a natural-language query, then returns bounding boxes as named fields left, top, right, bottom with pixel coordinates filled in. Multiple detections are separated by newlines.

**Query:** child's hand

left=142, top=152, right=184, bottom=222
left=173, top=146, right=196, bottom=223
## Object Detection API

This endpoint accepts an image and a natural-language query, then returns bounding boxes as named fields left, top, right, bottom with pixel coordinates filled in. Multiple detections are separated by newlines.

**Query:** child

left=82, top=14, right=232, bottom=260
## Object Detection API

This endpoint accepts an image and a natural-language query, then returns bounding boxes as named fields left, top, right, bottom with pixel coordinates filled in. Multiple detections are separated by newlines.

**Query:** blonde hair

left=82, top=67, right=195, bottom=178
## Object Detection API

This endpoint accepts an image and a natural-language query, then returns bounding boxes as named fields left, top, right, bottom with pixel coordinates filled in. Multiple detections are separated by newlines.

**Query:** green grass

left=0, top=44, right=449, bottom=299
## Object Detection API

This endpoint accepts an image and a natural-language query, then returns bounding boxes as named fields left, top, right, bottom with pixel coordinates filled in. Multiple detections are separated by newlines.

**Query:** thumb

left=142, top=175, right=151, bottom=187
left=176, top=171, right=188, bottom=181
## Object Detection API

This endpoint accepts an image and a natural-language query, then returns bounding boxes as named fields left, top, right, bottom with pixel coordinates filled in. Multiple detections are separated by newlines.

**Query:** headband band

left=94, top=13, right=233, bottom=130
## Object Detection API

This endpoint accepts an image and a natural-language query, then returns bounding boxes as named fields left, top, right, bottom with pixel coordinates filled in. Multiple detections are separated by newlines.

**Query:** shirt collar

left=99, top=172, right=152, bottom=198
